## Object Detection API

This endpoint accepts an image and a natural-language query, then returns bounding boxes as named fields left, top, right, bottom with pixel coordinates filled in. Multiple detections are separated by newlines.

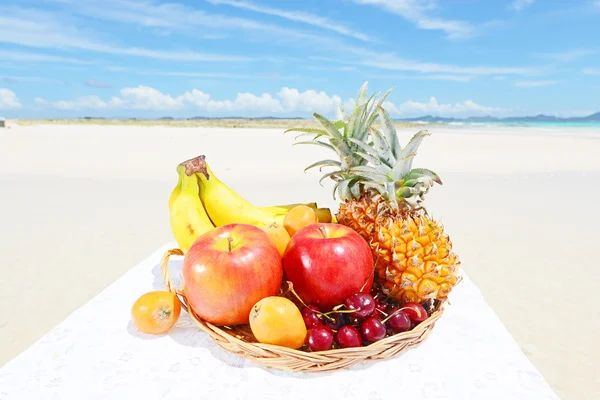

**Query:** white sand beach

left=1, top=122, right=599, bottom=400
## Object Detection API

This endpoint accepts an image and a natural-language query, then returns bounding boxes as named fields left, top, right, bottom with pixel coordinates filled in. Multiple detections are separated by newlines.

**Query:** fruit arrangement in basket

left=131, top=82, right=462, bottom=371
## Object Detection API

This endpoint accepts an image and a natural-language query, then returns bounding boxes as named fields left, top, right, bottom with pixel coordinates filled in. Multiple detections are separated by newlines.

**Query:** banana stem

left=179, top=155, right=210, bottom=179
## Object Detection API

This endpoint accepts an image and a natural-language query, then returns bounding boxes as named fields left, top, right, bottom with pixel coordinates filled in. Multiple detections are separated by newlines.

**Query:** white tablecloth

left=0, top=242, right=560, bottom=400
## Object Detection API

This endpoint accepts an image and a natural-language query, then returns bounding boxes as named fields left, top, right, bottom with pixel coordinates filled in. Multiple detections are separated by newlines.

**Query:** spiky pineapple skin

left=336, top=196, right=461, bottom=304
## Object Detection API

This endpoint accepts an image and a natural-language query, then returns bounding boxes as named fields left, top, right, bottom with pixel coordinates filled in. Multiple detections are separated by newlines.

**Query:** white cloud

left=277, top=88, right=343, bottom=112
left=352, top=0, right=473, bottom=40
left=0, top=50, right=89, bottom=64
left=207, top=0, right=372, bottom=41
left=510, top=0, right=535, bottom=12
left=85, top=80, right=111, bottom=88
left=34, top=84, right=506, bottom=117
left=413, top=74, right=473, bottom=82
left=383, top=96, right=507, bottom=117
left=514, top=80, right=559, bottom=87
left=365, top=73, right=473, bottom=82
left=0, top=7, right=251, bottom=62
left=51, top=0, right=337, bottom=46
left=583, top=67, right=600, bottom=75
left=0, top=88, right=22, bottom=109
left=356, top=51, right=534, bottom=75
left=34, top=85, right=342, bottom=114
left=533, top=48, right=597, bottom=62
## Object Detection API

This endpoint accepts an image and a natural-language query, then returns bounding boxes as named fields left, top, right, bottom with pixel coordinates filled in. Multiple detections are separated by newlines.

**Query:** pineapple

left=286, top=82, right=461, bottom=304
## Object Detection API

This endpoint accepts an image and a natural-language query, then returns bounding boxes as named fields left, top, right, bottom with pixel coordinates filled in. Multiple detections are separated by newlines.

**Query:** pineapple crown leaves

left=284, top=81, right=392, bottom=175
left=286, top=81, right=442, bottom=207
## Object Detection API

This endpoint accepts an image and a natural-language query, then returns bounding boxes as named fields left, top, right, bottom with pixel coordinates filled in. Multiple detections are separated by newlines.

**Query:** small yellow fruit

left=249, top=296, right=307, bottom=349
left=261, top=222, right=291, bottom=256
left=283, top=205, right=318, bottom=237
left=131, top=291, right=181, bottom=334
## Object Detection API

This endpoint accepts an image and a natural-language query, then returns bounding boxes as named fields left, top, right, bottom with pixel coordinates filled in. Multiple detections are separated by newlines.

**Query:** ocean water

left=444, top=121, right=600, bottom=129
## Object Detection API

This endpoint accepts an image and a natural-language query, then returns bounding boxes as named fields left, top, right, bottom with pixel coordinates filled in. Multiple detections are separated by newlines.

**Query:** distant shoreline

left=11, top=118, right=438, bottom=129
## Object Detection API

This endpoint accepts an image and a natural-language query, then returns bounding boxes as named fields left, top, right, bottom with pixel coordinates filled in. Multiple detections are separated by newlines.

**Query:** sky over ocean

left=1, top=0, right=599, bottom=119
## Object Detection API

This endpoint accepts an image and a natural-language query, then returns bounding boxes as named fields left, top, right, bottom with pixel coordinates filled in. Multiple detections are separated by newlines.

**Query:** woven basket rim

left=161, top=248, right=446, bottom=371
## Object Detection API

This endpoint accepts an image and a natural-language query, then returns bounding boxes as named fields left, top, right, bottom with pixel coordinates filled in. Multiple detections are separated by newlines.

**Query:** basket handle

left=160, top=248, right=189, bottom=313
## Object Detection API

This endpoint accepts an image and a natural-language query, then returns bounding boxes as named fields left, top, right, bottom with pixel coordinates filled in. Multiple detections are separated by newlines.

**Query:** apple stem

left=318, top=224, right=327, bottom=238
left=227, top=236, right=233, bottom=252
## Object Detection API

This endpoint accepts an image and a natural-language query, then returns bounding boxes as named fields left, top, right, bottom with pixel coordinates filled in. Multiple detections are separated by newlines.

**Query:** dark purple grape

left=360, top=317, right=386, bottom=343
left=344, top=293, right=376, bottom=319
left=306, top=326, right=334, bottom=351
left=335, top=325, right=362, bottom=348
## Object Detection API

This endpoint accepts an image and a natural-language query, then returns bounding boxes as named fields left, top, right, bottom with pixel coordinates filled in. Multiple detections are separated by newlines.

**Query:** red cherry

left=335, top=325, right=362, bottom=348
left=306, top=326, right=334, bottom=351
left=373, top=297, right=389, bottom=316
left=301, top=305, right=323, bottom=328
left=323, top=313, right=348, bottom=330
left=401, top=302, right=429, bottom=323
left=360, top=317, right=386, bottom=343
left=386, top=308, right=412, bottom=333
left=344, top=293, right=376, bottom=319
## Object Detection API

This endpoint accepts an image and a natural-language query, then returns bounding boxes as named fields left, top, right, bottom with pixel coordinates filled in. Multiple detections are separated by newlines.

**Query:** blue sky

left=1, top=0, right=599, bottom=119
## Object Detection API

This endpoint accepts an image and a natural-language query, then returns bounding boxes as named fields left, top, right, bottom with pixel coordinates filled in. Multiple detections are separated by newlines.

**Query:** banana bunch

left=168, top=155, right=333, bottom=253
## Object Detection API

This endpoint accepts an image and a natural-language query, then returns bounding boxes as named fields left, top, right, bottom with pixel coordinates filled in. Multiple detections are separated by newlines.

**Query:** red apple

left=182, top=223, right=283, bottom=326
left=282, top=223, right=374, bottom=311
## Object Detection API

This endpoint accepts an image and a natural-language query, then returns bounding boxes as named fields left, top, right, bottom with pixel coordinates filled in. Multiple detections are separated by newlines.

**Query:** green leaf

left=361, top=181, right=386, bottom=194
left=356, top=81, right=369, bottom=106
left=355, top=151, right=386, bottom=169
left=319, top=170, right=344, bottom=186
left=292, top=140, right=336, bottom=152
left=396, top=186, right=412, bottom=198
left=333, top=120, right=346, bottom=130
left=409, top=168, right=443, bottom=185
left=388, top=130, right=432, bottom=180
left=337, top=178, right=352, bottom=201
left=313, top=112, right=352, bottom=155
left=303, top=159, right=342, bottom=173
left=336, top=104, right=349, bottom=122
left=377, top=105, right=402, bottom=158
left=350, top=165, right=390, bottom=182
left=348, top=138, right=383, bottom=161
left=369, top=127, right=395, bottom=167
left=284, top=127, right=328, bottom=136
left=390, top=152, right=416, bottom=181
left=398, top=130, right=431, bottom=166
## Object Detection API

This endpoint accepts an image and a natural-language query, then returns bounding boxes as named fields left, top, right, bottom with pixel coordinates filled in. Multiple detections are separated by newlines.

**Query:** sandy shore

left=1, top=123, right=599, bottom=399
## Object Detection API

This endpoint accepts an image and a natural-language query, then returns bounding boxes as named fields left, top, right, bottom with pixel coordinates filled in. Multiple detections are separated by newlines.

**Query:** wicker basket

left=161, top=248, right=446, bottom=372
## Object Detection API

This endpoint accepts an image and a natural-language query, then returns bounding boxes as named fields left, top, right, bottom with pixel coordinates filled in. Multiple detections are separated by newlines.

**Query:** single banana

left=261, top=202, right=318, bottom=214
left=186, top=155, right=286, bottom=227
left=169, top=161, right=215, bottom=253
left=262, top=204, right=332, bottom=223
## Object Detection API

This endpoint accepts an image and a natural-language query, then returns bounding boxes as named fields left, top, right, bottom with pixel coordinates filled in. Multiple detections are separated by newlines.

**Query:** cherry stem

left=381, top=307, right=412, bottom=324
left=323, top=309, right=357, bottom=316
left=286, top=283, right=308, bottom=309
left=359, top=267, right=375, bottom=293
left=227, top=236, right=233, bottom=252
left=376, top=308, right=388, bottom=317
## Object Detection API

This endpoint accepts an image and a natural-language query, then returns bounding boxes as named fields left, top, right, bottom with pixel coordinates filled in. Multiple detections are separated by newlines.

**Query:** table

left=0, top=243, right=560, bottom=399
